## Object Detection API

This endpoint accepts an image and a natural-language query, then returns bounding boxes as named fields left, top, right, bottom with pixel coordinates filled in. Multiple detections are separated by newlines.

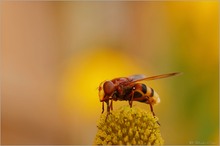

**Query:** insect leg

left=105, top=100, right=111, bottom=121
left=129, top=92, right=134, bottom=108
left=149, top=104, right=155, bottom=116
left=106, top=100, right=110, bottom=113
left=150, top=104, right=160, bottom=125
left=101, top=102, right=104, bottom=113
left=110, top=99, right=113, bottom=111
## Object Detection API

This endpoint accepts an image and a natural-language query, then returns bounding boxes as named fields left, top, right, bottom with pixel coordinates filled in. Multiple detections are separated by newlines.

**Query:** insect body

left=98, top=72, right=180, bottom=117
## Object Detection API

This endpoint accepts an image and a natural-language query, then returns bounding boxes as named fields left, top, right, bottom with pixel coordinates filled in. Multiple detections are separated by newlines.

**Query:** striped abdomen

left=133, top=83, right=160, bottom=105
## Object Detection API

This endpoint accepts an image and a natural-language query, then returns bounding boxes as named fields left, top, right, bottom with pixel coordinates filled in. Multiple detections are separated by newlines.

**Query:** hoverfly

left=98, top=72, right=181, bottom=118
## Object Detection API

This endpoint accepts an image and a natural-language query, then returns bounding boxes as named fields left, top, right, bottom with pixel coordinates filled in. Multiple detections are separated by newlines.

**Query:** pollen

left=93, top=106, right=164, bottom=145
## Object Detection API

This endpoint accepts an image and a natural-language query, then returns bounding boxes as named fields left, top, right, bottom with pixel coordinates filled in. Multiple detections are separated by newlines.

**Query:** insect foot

left=93, top=106, right=164, bottom=145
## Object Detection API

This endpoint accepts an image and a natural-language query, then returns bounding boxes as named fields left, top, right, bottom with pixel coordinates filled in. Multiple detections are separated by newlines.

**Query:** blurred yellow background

left=1, top=1, right=219, bottom=145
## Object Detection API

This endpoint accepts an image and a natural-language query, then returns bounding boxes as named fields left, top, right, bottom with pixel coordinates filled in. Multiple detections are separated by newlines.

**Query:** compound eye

left=103, top=81, right=115, bottom=95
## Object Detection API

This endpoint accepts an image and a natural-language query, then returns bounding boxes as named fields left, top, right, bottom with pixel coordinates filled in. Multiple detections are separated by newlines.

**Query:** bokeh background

left=1, top=1, right=219, bottom=145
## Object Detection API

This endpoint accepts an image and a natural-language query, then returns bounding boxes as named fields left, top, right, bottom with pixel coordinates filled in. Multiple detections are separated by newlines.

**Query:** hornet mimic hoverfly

left=98, top=72, right=180, bottom=118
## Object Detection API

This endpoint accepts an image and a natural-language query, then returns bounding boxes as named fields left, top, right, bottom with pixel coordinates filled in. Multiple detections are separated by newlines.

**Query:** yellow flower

left=94, top=106, right=164, bottom=145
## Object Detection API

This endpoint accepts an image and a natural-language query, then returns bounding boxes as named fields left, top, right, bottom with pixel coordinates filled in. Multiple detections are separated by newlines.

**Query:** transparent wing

left=128, top=72, right=181, bottom=83
left=128, top=74, right=146, bottom=81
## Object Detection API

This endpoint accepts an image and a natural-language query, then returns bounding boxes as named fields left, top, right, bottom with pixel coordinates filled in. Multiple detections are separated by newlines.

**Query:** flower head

left=94, top=106, right=164, bottom=145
